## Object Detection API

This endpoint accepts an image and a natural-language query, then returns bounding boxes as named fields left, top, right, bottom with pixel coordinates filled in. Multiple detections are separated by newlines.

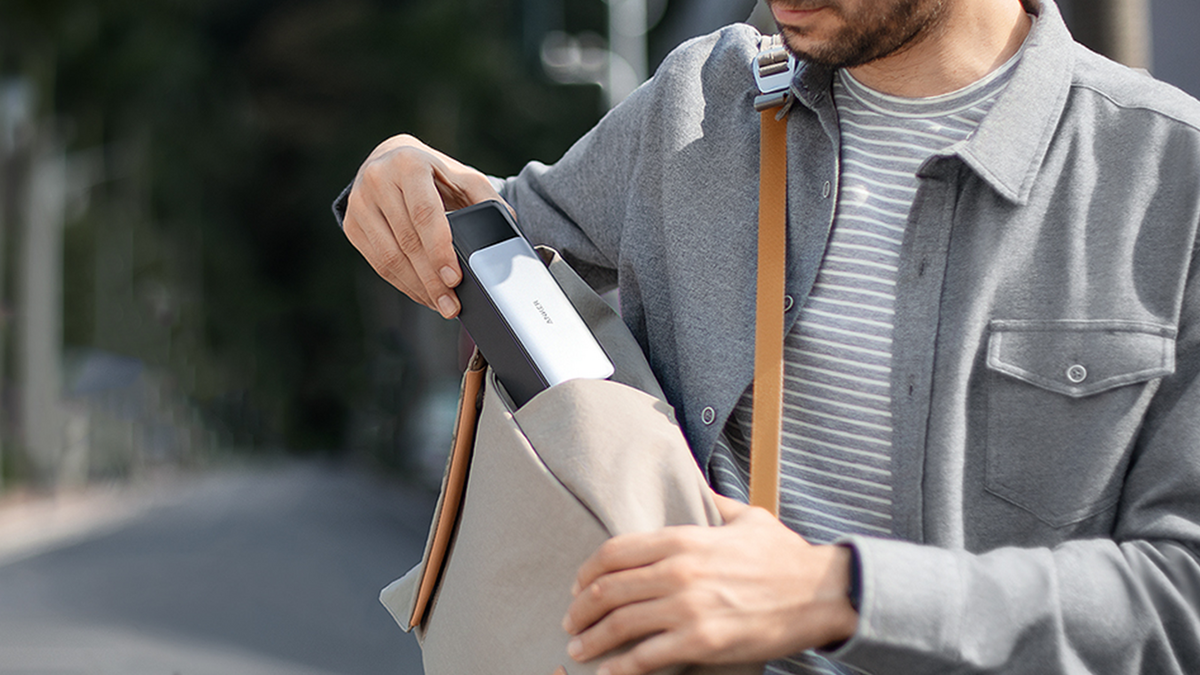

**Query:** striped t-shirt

left=707, top=52, right=1021, bottom=675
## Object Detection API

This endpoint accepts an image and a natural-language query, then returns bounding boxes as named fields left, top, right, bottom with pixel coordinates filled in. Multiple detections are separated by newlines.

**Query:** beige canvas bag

left=378, top=35, right=792, bottom=675
left=379, top=249, right=762, bottom=675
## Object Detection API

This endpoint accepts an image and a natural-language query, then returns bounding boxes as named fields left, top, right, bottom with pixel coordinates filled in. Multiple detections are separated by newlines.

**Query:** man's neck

left=847, top=0, right=1033, bottom=98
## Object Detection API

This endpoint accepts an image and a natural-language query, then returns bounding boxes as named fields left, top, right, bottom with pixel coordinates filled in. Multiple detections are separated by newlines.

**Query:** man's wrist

left=844, top=543, right=862, bottom=613
left=818, top=544, right=861, bottom=651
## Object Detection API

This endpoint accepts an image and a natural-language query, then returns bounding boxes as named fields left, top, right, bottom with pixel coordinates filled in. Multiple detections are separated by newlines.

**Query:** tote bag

left=379, top=247, right=763, bottom=675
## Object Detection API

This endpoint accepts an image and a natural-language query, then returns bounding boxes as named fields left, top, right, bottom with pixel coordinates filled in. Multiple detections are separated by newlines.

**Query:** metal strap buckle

left=754, top=34, right=796, bottom=112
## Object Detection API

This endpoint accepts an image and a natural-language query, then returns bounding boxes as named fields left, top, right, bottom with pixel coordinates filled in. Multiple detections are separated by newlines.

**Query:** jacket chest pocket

left=984, top=320, right=1176, bottom=528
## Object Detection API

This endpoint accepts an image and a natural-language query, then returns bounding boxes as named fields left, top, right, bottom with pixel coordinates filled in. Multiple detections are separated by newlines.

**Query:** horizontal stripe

left=778, top=448, right=891, bottom=477
left=828, top=241, right=902, bottom=260
left=782, top=400, right=893, bottom=433
left=785, top=351, right=891, bottom=378
left=835, top=133, right=952, bottom=155
left=839, top=117, right=967, bottom=144
left=834, top=211, right=910, bottom=233
left=841, top=143, right=930, bottom=166
left=780, top=483, right=894, bottom=516
left=791, top=319, right=894, bottom=345
left=780, top=481, right=894, bottom=515
left=801, top=296, right=895, bottom=321
left=789, top=364, right=891, bottom=391
left=780, top=375, right=891, bottom=404
left=779, top=503, right=893, bottom=534
left=822, top=254, right=900, bottom=275
left=802, top=306, right=895, bottom=330
left=811, top=280, right=897, bottom=301
left=781, top=460, right=895, bottom=494
left=842, top=157, right=927, bottom=180
left=785, top=390, right=894, bottom=421
left=791, top=333, right=892, bottom=359
left=780, top=425, right=891, bottom=455
left=831, top=227, right=905, bottom=247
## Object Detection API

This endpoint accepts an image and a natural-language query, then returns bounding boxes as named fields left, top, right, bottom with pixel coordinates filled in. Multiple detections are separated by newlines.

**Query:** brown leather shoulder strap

left=749, top=107, right=787, bottom=517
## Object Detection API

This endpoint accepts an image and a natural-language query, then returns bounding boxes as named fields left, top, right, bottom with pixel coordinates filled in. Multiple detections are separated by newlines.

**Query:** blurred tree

left=0, top=0, right=605, bottom=462
left=1063, top=0, right=1152, bottom=69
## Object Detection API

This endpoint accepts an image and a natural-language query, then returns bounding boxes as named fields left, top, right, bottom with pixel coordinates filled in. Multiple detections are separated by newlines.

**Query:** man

left=335, top=0, right=1200, bottom=673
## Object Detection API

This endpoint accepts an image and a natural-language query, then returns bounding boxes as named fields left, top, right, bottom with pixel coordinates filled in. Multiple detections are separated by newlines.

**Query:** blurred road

left=0, top=462, right=436, bottom=675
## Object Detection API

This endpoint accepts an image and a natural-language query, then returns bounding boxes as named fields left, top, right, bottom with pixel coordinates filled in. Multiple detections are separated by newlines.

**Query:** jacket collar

left=953, top=0, right=1073, bottom=204
left=788, top=0, right=1074, bottom=206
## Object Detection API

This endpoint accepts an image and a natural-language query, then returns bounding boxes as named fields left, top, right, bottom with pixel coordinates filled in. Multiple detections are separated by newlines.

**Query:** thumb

left=712, top=491, right=751, bottom=523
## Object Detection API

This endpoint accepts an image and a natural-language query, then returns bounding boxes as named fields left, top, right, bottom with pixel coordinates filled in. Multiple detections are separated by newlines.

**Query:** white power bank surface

left=468, top=238, right=614, bottom=387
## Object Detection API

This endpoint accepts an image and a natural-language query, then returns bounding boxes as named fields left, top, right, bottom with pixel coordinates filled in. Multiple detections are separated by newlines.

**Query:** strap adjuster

left=754, top=34, right=796, bottom=112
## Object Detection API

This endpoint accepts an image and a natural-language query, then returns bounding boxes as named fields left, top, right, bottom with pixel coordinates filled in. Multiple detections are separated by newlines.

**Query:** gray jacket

left=490, top=0, right=1200, bottom=672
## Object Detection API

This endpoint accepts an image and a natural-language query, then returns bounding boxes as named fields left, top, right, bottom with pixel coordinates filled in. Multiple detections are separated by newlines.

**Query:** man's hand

left=342, top=134, right=504, bottom=318
left=561, top=494, right=858, bottom=675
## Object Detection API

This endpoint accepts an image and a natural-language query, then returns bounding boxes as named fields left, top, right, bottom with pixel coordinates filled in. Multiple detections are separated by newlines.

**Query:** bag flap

left=512, top=375, right=721, bottom=536
left=378, top=562, right=423, bottom=633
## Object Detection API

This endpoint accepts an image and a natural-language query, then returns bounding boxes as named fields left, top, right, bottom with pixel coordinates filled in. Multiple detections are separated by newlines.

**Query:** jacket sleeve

left=832, top=238, right=1200, bottom=674
left=495, top=75, right=661, bottom=294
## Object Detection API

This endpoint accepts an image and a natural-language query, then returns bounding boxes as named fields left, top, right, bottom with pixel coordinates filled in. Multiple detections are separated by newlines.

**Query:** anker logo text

left=533, top=299, right=553, bottom=324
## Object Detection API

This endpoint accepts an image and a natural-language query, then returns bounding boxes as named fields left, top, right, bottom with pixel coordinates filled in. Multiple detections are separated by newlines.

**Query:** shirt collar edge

left=954, top=0, right=1075, bottom=205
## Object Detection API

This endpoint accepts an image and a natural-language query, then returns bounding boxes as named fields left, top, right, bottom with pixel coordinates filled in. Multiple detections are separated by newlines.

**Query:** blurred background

left=0, top=0, right=1196, bottom=673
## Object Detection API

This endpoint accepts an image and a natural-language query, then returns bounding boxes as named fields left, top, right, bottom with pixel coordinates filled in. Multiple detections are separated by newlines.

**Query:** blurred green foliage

left=0, top=0, right=605, bottom=454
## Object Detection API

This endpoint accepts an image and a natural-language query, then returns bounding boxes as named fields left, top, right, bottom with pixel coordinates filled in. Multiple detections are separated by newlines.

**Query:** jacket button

left=701, top=406, right=716, bottom=425
left=1066, top=364, right=1088, bottom=384
left=783, top=294, right=795, bottom=311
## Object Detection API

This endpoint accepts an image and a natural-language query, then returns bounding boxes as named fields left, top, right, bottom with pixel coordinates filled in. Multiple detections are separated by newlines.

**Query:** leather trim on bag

left=410, top=351, right=487, bottom=628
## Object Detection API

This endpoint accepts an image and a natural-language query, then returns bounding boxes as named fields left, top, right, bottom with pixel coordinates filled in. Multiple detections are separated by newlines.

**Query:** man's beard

left=777, top=0, right=949, bottom=69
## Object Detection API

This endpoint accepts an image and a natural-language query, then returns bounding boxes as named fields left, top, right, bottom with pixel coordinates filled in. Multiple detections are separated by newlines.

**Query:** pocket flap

left=987, top=320, right=1176, bottom=397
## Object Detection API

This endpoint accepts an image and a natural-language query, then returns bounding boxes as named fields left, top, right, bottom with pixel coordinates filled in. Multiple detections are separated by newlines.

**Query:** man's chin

left=776, top=28, right=831, bottom=66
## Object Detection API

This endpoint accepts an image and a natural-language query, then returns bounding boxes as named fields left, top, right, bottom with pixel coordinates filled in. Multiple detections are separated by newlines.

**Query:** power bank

left=448, top=201, right=614, bottom=406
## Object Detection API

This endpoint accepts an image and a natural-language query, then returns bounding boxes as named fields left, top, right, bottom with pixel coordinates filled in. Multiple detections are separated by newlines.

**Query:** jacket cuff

left=825, top=535, right=965, bottom=673
left=331, top=181, right=352, bottom=229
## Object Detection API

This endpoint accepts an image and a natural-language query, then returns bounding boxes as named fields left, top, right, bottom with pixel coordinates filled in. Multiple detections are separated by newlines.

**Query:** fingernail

left=561, top=615, right=573, bottom=633
left=571, top=581, right=581, bottom=596
left=439, top=266, right=458, bottom=286
left=567, top=638, right=583, bottom=659
left=437, top=295, right=457, bottom=318
left=597, top=666, right=610, bottom=675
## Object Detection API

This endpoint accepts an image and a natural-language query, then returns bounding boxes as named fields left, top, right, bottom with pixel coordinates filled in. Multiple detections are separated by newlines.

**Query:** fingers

left=387, top=159, right=462, bottom=317
left=711, top=492, right=751, bottom=523
left=564, top=561, right=674, bottom=636
left=565, top=528, right=715, bottom=667
left=568, top=587, right=748, bottom=675
left=589, top=627, right=703, bottom=675
left=343, top=134, right=505, bottom=317
left=430, top=151, right=505, bottom=211
left=567, top=596, right=676, bottom=667
left=343, top=195, right=433, bottom=306
left=571, top=529, right=703, bottom=601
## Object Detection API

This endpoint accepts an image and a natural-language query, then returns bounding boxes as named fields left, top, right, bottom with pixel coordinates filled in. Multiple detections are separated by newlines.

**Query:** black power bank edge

left=448, top=201, right=550, bottom=408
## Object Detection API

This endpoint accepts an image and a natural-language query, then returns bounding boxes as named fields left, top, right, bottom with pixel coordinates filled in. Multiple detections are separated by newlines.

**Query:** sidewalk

left=0, top=473, right=179, bottom=568
left=0, top=618, right=349, bottom=675
left=0, top=462, right=433, bottom=675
